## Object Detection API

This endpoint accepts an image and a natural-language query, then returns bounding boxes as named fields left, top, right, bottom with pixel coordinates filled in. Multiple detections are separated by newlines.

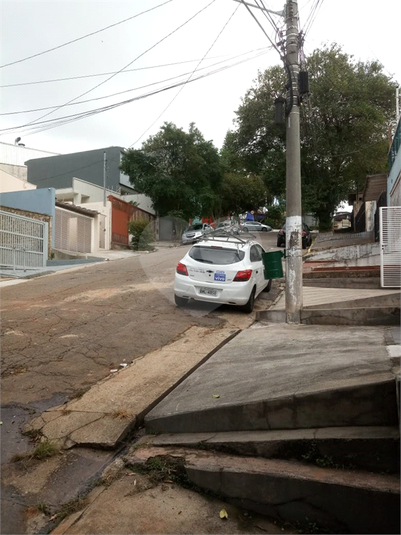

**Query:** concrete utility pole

left=284, top=0, right=303, bottom=323
left=103, top=150, right=107, bottom=207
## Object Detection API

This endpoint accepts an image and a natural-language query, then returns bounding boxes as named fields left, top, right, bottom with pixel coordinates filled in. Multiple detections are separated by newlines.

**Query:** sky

left=1, top=0, right=400, bottom=156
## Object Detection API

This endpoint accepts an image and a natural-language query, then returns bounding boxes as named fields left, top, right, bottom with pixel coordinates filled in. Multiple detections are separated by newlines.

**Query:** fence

left=0, top=209, right=48, bottom=271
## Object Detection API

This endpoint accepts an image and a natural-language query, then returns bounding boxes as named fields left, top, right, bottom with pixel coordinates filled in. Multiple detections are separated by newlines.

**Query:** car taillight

left=233, top=269, right=252, bottom=282
left=176, top=262, right=188, bottom=276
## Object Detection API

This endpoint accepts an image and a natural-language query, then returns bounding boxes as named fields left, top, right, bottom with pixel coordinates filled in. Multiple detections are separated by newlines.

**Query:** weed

left=55, top=496, right=88, bottom=521
left=32, top=440, right=60, bottom=460
left=127, top=455, right=193, bottom=488
left=22, top=428, right=43, bottom=442
left=127, top=455, right=215, bottom=496
left=300, top=442, right=355, bottom=470
left=112, top=410, right=132, bottom=420
left=24, top=502, right=50, bottom=518
left=11, top=452, right=28, bottom=462
left=37, top=502, right=50, bottom=515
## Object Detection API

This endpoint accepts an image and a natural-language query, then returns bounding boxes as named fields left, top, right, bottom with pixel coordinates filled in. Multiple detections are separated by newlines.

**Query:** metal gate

left=0, top=210, right=48, bottom=270
left=55, top=207, right=92, bottom=254
left=380, top=206, right=401, bottom=288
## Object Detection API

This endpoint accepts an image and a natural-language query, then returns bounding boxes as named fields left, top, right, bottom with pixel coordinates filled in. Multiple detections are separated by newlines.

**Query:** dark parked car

left=277, top=223, right=312, bottom=249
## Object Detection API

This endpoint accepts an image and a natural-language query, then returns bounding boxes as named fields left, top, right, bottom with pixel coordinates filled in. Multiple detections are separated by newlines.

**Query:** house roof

left=56, top=201, right=98, bottom=217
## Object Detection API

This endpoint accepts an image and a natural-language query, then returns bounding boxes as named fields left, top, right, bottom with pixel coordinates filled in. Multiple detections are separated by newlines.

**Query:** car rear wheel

left=262, top=279, right=272, bottom=292
left=242, top=287, right=256, bottom=313
left=174, top=295, right=188, bottom=307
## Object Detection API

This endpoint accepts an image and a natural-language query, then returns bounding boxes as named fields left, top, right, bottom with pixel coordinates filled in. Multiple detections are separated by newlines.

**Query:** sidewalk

left=0, top=242, right=180, bottom=284
left=49, top=282, right=400, bottom=535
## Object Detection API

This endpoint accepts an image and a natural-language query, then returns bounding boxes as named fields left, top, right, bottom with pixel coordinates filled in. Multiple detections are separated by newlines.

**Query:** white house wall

left=0, top=141, right=57, bottom=166
left=0, top=168, right=37, bottom=193
left=123, top=193, right=155, bottom=215
left=76, top=201, right=112, bottom=251
left=389, top=170, right=401, bottom=206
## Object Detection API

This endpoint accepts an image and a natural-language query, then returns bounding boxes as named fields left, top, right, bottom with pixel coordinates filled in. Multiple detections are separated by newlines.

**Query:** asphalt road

left=1, top=231, right=279, bottom=406
left=1, top=233, right=280, bottom=534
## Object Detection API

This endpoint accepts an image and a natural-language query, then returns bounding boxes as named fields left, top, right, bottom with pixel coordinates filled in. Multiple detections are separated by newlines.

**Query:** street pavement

left=2, top=240, right=400, bottom=534
left=48, top=281, right=399, bottom=534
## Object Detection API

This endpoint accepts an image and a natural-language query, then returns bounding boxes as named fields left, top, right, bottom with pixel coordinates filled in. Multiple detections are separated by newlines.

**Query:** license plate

left=199, top=287, right=217, bottom=296
left=214, top=271, right=226, bottom=282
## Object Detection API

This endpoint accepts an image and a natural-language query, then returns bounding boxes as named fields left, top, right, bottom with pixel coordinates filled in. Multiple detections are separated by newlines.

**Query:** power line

left=20, top=0, right=216, bottom=131
left=301, top=0, right=324, bottom=39
left=0, top=0, right=173, bottom=69
left=1, top=48, right=270, bottom=115
left=0, top=54, right=241, bottom=88
left=130, top=0, right=241, bottom=147
left=239, top=0, right=284, bottom=59
left=0, top=46, right=272, bottom=137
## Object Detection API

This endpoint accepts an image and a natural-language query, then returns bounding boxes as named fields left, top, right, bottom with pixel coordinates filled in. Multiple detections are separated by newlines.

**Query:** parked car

left=277, top=222, right=312, bottom=249
left=181, top=223, right=212, bottom=245
left=215, top=220, right=240, bottom=234
left=240, top=221, right=272, bottom=233
left=174, top=236, right=272, bottom=313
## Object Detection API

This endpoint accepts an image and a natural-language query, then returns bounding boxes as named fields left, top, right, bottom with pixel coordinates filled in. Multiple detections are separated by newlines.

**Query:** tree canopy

left=120, top=122, right=222, bottom=220
left=224, top=44, right=397, bottom=229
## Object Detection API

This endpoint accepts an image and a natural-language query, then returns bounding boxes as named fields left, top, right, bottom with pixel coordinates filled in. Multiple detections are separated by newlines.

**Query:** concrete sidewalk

left=49, top=283, right=400, bottom=535
left=0, top=242, right=181, bottom=284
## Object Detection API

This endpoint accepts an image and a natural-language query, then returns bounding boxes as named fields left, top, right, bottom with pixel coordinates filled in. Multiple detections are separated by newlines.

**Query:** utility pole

left=284, top=0, right=303, bottom=323
left=103, top=151, right=107, bottom=207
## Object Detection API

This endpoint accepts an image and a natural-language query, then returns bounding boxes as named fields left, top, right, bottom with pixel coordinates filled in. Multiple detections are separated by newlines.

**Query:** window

left=189, top=246, right=245, bottom=265
left=250, top=244, right=263, bottom=262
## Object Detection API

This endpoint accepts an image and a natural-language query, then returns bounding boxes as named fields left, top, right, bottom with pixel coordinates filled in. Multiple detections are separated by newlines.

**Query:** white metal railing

left=380, top=206, right=401, bottom=288
left=0, top=210, right=48, bottom=271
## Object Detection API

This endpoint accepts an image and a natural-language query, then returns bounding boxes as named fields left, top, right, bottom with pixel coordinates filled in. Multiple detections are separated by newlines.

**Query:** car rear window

left=189, top=245, right=245, bottom=265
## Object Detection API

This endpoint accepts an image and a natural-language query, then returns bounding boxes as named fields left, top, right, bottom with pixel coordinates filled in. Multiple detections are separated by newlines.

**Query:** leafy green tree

left=128, top=218, right=155, bottom=251
left=220, top=172, right=266, bottom=216
left=226, top=45, right=396, bottom=230
left=120, top=122, right=222, bottom=221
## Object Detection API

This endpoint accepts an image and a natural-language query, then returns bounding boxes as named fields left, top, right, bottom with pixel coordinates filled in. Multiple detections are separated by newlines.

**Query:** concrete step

left=257, top=306, right=400, bottom=325
left=139, top=426, right=400, bottom=474
left=303, top=291, right=401, bottom=310
left=300, top=306, right=400, bottom=326
left=145, top=378, right=398, bottom=434
left=303, top=277, right=381, bottom=289
left=125, top=445, right=400, bottom=534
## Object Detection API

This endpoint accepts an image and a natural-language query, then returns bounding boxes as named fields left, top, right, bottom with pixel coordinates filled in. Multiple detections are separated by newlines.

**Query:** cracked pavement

left=1, top=242, right=275, bottom=534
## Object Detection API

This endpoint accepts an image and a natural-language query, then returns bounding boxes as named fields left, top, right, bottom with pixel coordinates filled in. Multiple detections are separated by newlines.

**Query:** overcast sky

left=1, top=0, right=400, bottom=155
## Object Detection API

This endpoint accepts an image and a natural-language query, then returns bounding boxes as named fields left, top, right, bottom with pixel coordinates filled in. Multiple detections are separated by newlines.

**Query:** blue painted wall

left=0, top=188, right=56, bottom=245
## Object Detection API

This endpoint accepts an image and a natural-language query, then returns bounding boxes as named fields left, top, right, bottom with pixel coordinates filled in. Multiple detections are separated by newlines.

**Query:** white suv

left=174, top=236, right=272, bottom=313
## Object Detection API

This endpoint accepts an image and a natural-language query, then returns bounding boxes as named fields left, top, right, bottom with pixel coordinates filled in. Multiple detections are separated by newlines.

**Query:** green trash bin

left=262, top=250, right=284, bottom=279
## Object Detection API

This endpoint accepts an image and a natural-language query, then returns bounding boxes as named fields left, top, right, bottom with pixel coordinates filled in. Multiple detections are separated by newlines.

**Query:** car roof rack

left=199, top=228, right=250, bottom=245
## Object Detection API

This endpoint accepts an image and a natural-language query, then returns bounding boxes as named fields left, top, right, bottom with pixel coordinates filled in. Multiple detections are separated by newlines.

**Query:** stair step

left=125, top=445, right=400, bottom=534
left=139, top=426, right=400, bottom=474
left=145, top=378, right=398, bottom=434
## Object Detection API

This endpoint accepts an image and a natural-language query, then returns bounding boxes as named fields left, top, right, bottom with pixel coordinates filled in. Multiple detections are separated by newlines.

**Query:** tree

left=120, top=122, right=222, bottom=220
left=225, top=45, right=397, bottom=230
left=220, top=172, right=266, bottom=216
